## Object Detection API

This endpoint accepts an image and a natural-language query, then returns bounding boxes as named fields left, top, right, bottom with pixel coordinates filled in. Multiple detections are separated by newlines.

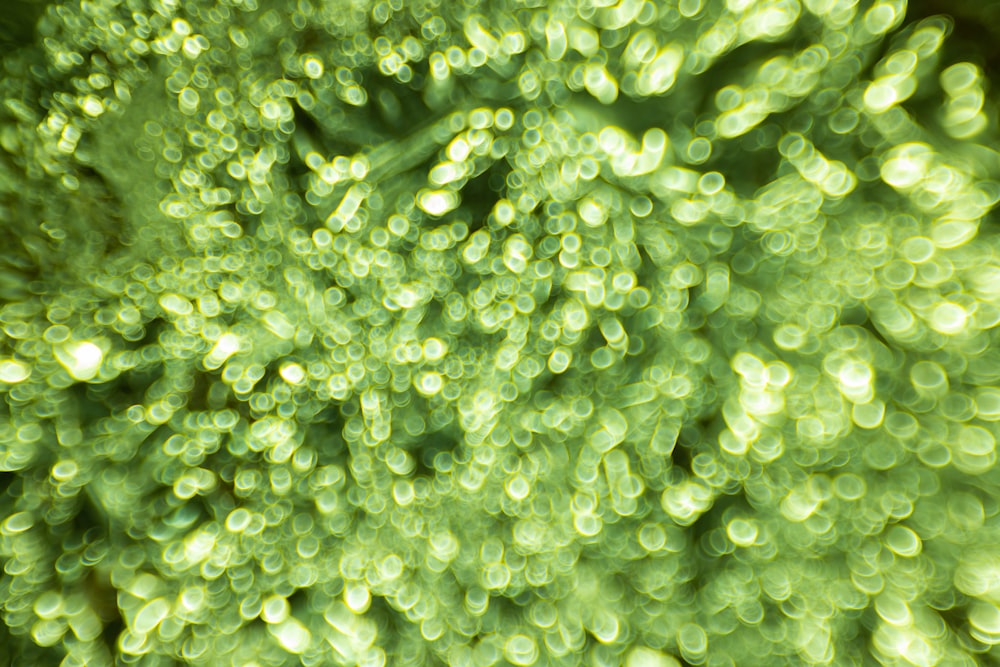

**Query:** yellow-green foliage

left=1, top=1, right=1000, bottom=666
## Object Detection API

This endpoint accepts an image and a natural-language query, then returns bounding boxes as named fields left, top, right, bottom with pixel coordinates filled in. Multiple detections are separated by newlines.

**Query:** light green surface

left=1, top=0, right=999, bottom=665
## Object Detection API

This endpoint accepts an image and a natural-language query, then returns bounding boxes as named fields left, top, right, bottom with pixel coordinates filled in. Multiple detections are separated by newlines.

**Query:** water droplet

left=677, top=623, right=707, bottom=657
left=1, top=512, right=33, bottom=534
left=638, top=45, right=683, bottom=95
left=417, top=189, right=459, bottom=216
left=726, top=518, right=758, bottom=547
left=262, top=595, right=290, bottom=624
left=416, top=372, right=443, bottom=396
left=55, top=341, right=103, bottom=381
left=303, top=56, right=324, bottom=79
left=864, top=79, right=898, bottom=113
left=929, top=301, right=968, bottom=335
left=960, top=425, right=996, bottom=457
left=969, top=601, right=1000, bottom=637
left=263, top=311, right=295, bottom=340
left=33, top=592, right=64, bottom=620
left=852, top=400, right=886, bottom=429
left=638, top=523, right=666, bottom=551
left=627, top=647, right=680, bottom=667
left=504, top=634, right=538, bottom=666
left=881, top=143, right=932, bottom=189
left=885, top=525, right=922, bottom=557
left=345, top=583, right=370, bottom=613
left=698, top=171, right=725, bottom=195
left=864, top=3, right=899, bottom=35
left=280, top=362, right=306, bottom=385
left=910, top=361, right=947, bottom=393
left=80, top=95, right=104, bottom=117
left=226, top=508, right=251, bottom=532
left=548, top=348, right=571, bottom=374
left=505, top=475, right=530, bottom=501
left=268, top=617, right=311, bottom=653
left=159, top=293, right=193, bottom=316
left=0, top=359, right=30, bottom=383
left=51, top=460, right=78, bottom=482
left=134, top=598, right=170, bottom=634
